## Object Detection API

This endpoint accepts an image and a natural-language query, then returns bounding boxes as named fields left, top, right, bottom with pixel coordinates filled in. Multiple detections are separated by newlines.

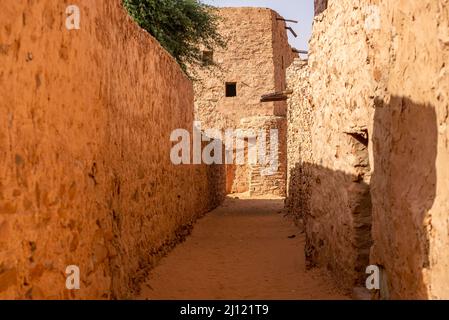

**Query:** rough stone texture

left=240, top=116, right=288, bottom=196
left=285, top=59, right=311, bottom=220
left=287, top=0, right=449, bottom=299
left=287, top=0, right=374, bottom=290
left=0, top=0, right=225, bottom=299
left=192, top=8, right=296, bottom=197
left=369, top=0, right=449, bottom=299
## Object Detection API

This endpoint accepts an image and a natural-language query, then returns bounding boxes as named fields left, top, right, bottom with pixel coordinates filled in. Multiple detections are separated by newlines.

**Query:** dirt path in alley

left=137, top=194, right=348, bottom=300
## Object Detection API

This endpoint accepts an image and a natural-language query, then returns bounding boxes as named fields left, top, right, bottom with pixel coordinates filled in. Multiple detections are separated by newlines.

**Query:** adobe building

left=193, top=7, right=297, bottom=196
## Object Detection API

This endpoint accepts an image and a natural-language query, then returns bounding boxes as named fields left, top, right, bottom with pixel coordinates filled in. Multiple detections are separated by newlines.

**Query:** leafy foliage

left=123, top=0, right=225, bottom=74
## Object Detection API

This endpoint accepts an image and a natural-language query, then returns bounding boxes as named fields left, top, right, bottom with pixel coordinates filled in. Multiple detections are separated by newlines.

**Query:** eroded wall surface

left=285, top=59, right=311, bottom=222
left=287, top=0, right=374, bottom=289
left=240, top=116, right=288, bottom=196
left=288, top=0, right=449, bottom=298
left=0, top=0, right=225, bottom=299
left=193, top=8, right=295, bottom=197
left=369, top=0, right=449, bottom=299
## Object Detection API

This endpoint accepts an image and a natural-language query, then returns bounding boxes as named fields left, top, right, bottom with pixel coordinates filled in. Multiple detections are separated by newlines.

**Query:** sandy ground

left=137, top=194, right=348, bottom=300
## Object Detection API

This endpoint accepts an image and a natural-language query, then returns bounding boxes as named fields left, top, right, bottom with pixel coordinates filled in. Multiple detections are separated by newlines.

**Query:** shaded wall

left=286, top=59, right=311, bottom=221
left=287, top=0, right=449, bottom=298
left=369, top=0, right=449, bottom=299
left=0, top=0, right=225, bottom=299
left=287, top=0, right=374, bottom=290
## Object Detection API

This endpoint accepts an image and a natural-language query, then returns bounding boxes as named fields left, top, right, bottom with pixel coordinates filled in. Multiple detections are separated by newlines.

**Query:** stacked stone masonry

left=286, top=59, right=312, bottom=222
left=0, top=0, right=225, bottom=299
left=193, top=8, right=296, bottom=197
left=287, top=0, right=449, bottom=299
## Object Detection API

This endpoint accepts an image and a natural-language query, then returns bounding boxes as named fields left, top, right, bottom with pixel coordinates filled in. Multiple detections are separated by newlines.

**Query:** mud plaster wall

left=192, top=8, right=295, bottom=197
left=288, top=0, right=449, bottom=298
left=369, top=0, right=449, bottom=299
left=0, top=0, right=225, bottom=299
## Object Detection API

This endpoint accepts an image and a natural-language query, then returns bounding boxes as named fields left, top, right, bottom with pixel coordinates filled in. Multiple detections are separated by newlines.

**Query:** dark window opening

left=226, top=82, right=237, bottom=97
left=202, top=50, right=214, bottom=66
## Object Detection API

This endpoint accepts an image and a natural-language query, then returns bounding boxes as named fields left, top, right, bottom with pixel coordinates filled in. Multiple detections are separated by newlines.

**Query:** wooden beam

left=285, top=26, right=298, bottom=38
left=260, top=89, right=293, bottom=103
left=276, top=18, right=299, bottom=24
left=292, top=48, right=308, bottom=55
left=261, top=95, right=288, bottom=102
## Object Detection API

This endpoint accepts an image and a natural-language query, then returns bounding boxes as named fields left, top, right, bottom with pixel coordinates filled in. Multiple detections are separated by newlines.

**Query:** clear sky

left=203, top=0, right=314, bottom=52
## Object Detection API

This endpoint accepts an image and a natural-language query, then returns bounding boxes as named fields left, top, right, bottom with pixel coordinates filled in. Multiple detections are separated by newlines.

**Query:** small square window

left=202, top=50, right=214, bottom=65
left=226, top=82, right=237, bottom=97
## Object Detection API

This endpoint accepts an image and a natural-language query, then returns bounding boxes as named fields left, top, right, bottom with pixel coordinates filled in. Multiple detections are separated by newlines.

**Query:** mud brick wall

left=0, top=0, right=225, bottom=299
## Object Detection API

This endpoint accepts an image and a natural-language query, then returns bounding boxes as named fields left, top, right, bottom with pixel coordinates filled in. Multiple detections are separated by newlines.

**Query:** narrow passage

left=138, top=194, right=347, bottom=300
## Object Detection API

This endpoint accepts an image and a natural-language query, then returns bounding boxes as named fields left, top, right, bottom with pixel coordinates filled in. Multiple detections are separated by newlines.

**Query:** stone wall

left=241, top=116, right=288, bottom=196
left=287, top=0, right=449, bottom=299
left=193, top=8, right=278, bottom=127
left=193, top=8, right=295, bottom=197
left=285, top=59, right=311, bottom=221
left=272, top=11, right=298, bottom=117
left=287, top=0, right=374, bottom=290
left=369, top=0, right=449, bottom=299
left=0, top=0, right=225, bottom=299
